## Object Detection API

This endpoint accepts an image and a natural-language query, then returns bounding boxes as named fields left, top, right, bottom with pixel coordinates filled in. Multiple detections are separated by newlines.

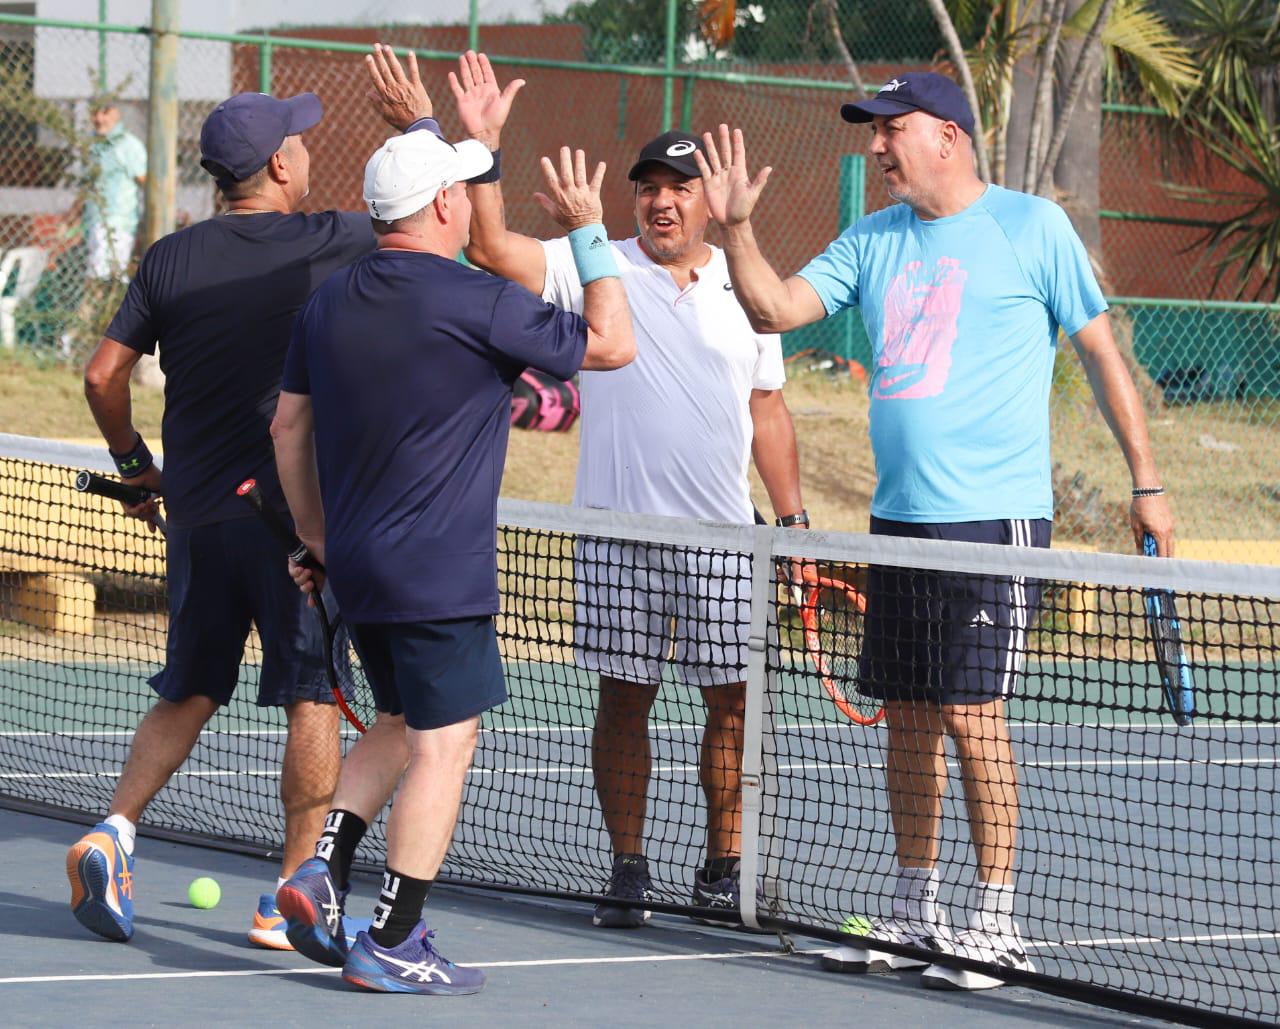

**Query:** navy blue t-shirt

left=282, top=249, right=588, bottom=623
left=106, top=211, right=374, bottom=527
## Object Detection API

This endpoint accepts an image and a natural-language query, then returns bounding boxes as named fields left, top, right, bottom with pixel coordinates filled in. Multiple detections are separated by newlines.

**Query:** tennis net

left=1, top=431, right=1277, bottom=1026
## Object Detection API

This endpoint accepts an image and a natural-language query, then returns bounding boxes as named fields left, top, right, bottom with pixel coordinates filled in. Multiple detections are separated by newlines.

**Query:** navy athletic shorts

left=149, top=516, right=331, bottom=708
left=859, top=516, right=1052, bottom=705
left=348, top=617, right=507, bottom=731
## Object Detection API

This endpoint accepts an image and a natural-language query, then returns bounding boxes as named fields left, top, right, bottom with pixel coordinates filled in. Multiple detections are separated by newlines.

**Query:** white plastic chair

left=0, top=246, right=47, bottom=349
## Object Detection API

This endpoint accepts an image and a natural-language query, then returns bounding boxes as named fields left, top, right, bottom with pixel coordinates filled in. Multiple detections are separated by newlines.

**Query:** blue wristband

left=567, top=223, right=618, bottom=285
left=109, top=433, right=153, bottom=478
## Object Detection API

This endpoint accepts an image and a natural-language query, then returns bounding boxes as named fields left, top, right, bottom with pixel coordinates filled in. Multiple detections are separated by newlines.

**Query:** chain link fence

left=0, top=7, right=1275, bottom=558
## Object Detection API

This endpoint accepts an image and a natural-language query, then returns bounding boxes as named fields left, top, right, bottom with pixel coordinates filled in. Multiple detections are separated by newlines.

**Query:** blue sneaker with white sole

left=67, top=822, right=135, bottom=942
left=276, top=857, right=350, bottom=966
left=342, top=922, right=485, bottom=995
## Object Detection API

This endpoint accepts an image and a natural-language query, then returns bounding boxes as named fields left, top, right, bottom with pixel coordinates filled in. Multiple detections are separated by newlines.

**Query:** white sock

left=276, top=876, right=287, bottom=893
left=104, top=814, right=136, bottom=856
left=892, top=866, right=939, bottom=924
left=974, top=880, right=1015, bottom=934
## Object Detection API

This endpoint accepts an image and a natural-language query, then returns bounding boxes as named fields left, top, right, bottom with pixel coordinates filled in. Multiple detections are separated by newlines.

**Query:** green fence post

left=662, top=0, right=677, bottom=131
left=259, top=34, right=272, bottom=94
left=97, top=0, right=108, bottom=92
left=838, top=154, right=865, bottom=360
left=469, top=0, right=479, bottom=52
left=679, top=73, right=694, bottom=132
left=616, top=77, right=628, bottom=140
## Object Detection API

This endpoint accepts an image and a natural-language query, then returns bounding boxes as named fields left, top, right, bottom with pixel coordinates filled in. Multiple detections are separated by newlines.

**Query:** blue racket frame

left=1141, top=533, right=1196, bottom=726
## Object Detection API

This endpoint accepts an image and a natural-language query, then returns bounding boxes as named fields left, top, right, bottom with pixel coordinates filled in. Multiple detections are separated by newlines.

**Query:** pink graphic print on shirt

left=873, top=257, right=968, bottom=400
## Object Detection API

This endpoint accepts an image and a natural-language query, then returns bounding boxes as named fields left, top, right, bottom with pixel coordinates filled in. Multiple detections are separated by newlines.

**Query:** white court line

left=6, top=753, right=1278, bottom=782
left=0, top=946, right=824, bottom=986
left=1027, top=929, right=1280, bottom=951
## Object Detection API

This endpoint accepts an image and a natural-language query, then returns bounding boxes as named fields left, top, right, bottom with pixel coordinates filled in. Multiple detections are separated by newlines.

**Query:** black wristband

left=469, top=148, right=501, bottom=184
left=109, top=433, right=153, bottom=478
left=1131, top=486, right=1165, bottom=498
left=776, top=510, right=809, bottom=528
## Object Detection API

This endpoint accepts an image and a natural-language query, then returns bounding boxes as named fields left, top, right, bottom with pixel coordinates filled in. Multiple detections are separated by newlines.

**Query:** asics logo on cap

left=880, top=78, right=907, bottom=93
left=666, top=140, right=697, bottom=156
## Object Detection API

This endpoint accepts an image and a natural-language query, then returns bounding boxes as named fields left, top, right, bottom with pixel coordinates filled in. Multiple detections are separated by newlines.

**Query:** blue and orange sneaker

left=342, top=922, right=485, bottom=995
left=248, top=893, right=292, bottom=950
left=276, top=857, right=350, bottom=966
left=66, top=822, right=135, bottom=942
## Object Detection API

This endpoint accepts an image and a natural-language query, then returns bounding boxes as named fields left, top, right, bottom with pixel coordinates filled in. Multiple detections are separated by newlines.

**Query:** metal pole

left=662, top=0, right=677, bottom=130
left=142, top=0, right=179, bottom=247
left=97, top=0, right=108, bottom=91
left=679, top=73, right=694, bottom=132
left=468, top=0, right=479, bottom=51
left=259, top=34, right=272, bottom=94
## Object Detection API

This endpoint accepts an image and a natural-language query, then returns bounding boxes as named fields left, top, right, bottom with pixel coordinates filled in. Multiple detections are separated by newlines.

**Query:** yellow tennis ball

left=839, top=914, right=872, bottom=935
left=188, top=877, right=221, bottom=909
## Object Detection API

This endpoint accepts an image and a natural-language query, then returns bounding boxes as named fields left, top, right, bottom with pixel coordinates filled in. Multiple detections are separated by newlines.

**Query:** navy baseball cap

left=627, top=130, right=707, bottom=180
left=199, top=92, right=323, bottom=182
left=840, top=72, right=974, bottom=137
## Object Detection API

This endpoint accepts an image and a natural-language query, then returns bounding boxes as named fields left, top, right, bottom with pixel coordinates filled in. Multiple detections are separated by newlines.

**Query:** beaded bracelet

left=1131, top=486, right=1165, bottom=498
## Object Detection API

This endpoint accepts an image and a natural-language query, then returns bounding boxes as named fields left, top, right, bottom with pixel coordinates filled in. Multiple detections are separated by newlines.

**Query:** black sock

left=704, top=856, right=739, bottom=882
left=314, top=810, right=368, bottom=890
left=369, top=867, right=433, bottom=949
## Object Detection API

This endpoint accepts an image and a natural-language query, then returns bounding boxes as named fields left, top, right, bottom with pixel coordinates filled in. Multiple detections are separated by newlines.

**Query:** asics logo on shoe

left=701, top=890, right=734, bottom=906
left=385, top=956, right=452, bottom=984
left=321, top=881, right=341, bottom=931
left=117, top=865, right=134, bottom=900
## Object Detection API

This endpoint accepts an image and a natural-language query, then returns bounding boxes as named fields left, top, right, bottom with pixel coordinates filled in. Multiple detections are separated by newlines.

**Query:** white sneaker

left=821, top=913, right=955, bottom=974
left=920, top=919, right=1035, bottom=991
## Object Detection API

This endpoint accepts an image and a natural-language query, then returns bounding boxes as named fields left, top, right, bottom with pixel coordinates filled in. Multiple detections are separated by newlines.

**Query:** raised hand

left=694, top=123, right=772, bottom=228
left=533, top=147, right=606, bottom=231
left=449, top=49, right=525, bottom=150
left=365, top=43, right=432, bottom=131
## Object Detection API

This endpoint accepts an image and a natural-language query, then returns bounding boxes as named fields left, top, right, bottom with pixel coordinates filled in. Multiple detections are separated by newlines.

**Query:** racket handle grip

left=235, top=478, right=324, bottom=572
left=1142, top=532, right=1158, bottom=558
left=74, top=470, right=157, bottom=506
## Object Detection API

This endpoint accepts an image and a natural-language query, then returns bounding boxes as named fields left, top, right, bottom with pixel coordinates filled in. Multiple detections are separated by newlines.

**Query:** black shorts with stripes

left=859, top=516, right=1052, bottom=706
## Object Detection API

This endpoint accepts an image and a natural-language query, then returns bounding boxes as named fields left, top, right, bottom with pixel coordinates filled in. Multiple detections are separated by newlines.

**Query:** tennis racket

left=236, top=478, right=374, bottom=734
left=1141, top=532, right=1195, bottom=726
left=74, top=469, right=166, bottom=534
left=799, top=570, right=884, bottom=726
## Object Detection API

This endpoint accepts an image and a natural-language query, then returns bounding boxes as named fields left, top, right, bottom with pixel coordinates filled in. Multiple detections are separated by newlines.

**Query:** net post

left=738, top=522, right=777, bottom=931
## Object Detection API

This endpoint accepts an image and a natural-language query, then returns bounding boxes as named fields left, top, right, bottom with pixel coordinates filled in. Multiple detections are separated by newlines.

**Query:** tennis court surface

left=2, top=433, right=1278, bottom=1026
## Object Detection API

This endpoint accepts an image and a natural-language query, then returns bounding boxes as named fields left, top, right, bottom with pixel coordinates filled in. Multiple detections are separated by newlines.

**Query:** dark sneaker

left=342, top=922, right=485, bottom=995
left=67, top=822, right=135, bottom=942
left=592, top=854, right=654, bottom=929
left=690, top=861, right=773, bottom=934
left=276, top=857, right=351, bottom=966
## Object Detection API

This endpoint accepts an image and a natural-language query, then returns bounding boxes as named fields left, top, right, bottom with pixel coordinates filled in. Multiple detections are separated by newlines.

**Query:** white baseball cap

left=362, top=131, right=493, bottom=222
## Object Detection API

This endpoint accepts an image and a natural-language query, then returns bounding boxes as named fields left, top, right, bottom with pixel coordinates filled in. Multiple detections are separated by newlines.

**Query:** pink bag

left=511, top=368, right=580, bottom=432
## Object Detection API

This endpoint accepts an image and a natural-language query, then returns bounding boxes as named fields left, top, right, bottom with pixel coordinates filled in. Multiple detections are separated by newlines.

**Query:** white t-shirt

left=541, top=236, right=785, bottom=522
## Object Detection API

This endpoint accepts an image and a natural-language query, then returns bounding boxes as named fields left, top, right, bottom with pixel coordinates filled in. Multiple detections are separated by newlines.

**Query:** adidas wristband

left=567, top=223, right=618, bottom=285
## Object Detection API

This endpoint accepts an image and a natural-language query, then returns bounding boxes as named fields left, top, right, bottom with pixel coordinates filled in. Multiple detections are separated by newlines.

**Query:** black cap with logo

left=627, top=130, right=707, bottom=180
left=840, top=72, right=975, bottom=138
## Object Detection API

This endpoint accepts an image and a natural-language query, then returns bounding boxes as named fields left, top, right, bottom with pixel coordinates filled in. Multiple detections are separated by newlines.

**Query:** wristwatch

left=776, top=510, right=810, bottom=528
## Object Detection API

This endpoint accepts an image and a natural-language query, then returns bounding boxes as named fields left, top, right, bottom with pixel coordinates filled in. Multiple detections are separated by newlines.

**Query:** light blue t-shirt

left=797, top=184, right=1106, bottom=522
left=83, top=122, right=147, bottom=237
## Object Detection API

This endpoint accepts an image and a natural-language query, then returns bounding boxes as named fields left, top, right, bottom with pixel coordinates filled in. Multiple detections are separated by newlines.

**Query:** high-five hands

left=534, top=147, right=606, bottom=232
left=694, top=123, right=773, bottom=228
left=449, top=49, right=525, bottom=150
left=365, top=42, right=433, bottom=131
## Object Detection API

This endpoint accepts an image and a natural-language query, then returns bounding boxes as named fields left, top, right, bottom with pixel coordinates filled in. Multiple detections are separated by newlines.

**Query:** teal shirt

left=83, top=122, right=147, bottom=237
left=797, top=185, right=1107, bottom=523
